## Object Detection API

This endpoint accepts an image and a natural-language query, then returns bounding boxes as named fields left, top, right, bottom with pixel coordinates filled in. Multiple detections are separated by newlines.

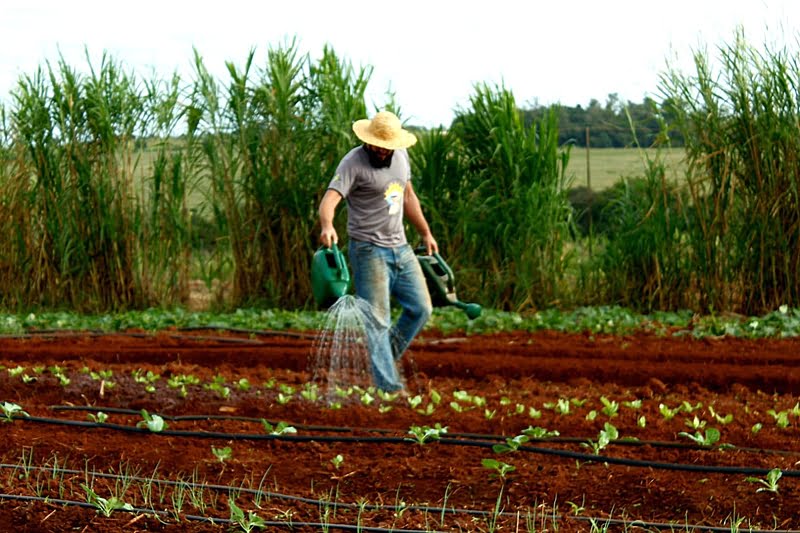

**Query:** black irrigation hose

left=14, top=414, right=800, bottom=478
left=0, top=463, right=509, bottom=520
left=0, top=493, right=438, bottom=532
left=50, top=405, right=800, bottom=457
left=2, top=490, right=799, bottom=533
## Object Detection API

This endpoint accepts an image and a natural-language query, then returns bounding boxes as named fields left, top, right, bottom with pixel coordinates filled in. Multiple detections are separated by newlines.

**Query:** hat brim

left=352, top=119, right=417, bottom=150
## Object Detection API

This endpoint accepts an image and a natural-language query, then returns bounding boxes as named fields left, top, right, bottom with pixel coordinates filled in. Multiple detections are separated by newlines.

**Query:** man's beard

left=365, top=147, right=393, bottom=168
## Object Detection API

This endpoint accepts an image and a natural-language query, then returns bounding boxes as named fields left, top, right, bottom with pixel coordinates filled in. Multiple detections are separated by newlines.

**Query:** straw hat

left=352, top=111, right=417, bottom=150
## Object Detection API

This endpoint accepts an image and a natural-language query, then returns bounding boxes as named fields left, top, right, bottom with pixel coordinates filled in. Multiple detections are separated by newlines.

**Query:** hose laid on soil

left=50, top=404, right=800, bottom=457
left=0, top=493, right=437, bottom=532
left=0, top=463, right=514, bottom=519
left=0, top=490, right=797, bottom=533
left=13, top=414, right=800, bottom=478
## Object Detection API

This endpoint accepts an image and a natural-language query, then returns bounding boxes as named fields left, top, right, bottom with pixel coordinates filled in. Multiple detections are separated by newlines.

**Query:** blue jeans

left=349, top=240, right=433, bottom=392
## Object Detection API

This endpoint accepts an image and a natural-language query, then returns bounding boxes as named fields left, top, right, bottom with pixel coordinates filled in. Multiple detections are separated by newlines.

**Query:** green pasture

left=565, top=147, right=687, bottom=190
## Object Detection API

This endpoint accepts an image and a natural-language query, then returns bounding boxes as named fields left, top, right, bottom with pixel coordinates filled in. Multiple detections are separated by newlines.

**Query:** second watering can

left=310, top=243, right=351, bottom=309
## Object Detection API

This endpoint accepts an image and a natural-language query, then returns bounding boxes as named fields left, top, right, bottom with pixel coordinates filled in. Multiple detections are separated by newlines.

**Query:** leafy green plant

left=330, top=454, right=344, bottom=469
left=492, top=434, right=529, bottom=454
left=678, top=427, right=720, bottom=446
left=229, top=499, right=267, bottom=531
left=260, top=420, right=297, bottom=435
left=212, top=446, right=232, bottom=463
left=137, top=410, right=168, bottom=433
left=481, top=458, right=515, bottom=480
left=582, top=423, right=618, bottom=455
left=745, top=468, right=782, bottom=493
left=767, top=409, right=791, bottom=428
left=599, top=397, right=619, bottom=417
left=406, top=424, right=448, bottom=444
left=0, top=402, right=28, bottom=422
left=82, top=484, right=134, bottom=517
left=658, top=403, right=679, bottom=420
left=522, top=426, right=560, bottom=439
left=87, top=412, right=109, bottom=424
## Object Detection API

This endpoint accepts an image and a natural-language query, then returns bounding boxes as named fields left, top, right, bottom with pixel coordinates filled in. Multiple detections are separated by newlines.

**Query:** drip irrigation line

left=2, top=491, right=798, bottom=533
left=49, top=405, right=800, bottom=457
left=0, top=493, right=438, bottom=532
left=14, top=414, right=800, bottom=478
left=0, top=463, right=510, bottom=520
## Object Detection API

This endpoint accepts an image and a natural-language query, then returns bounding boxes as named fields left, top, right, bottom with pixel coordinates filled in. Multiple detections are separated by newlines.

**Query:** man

left=318, top=110, right=437, bottom=393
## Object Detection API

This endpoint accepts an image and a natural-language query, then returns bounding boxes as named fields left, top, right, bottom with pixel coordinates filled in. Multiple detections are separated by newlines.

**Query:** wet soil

left=0, top=328, right=799, bottom=531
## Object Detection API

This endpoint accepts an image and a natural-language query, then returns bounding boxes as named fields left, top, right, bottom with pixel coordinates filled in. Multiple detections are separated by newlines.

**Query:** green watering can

left=416, top=248, right=482, bottom=320
left=310, top=243, right=351, bottom=309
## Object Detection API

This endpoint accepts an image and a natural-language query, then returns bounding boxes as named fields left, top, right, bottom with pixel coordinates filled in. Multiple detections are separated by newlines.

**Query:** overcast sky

left=2, top=0, right=799, bottom=127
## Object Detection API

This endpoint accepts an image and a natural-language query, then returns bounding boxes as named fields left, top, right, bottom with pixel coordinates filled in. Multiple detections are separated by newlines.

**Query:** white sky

left=2, top=0, right=799, bottom=127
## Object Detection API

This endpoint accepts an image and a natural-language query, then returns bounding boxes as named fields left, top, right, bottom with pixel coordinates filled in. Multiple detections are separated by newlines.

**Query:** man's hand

left=320, top=227, right=338, bottom=249
left=420, top=233, right=438, bottom=256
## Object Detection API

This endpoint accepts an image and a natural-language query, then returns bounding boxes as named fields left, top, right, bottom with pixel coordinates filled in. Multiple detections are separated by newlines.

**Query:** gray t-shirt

left=327, top=146, right=411, bottom=247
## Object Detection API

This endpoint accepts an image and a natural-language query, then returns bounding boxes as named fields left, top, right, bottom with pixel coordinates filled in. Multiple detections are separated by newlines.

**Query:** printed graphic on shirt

left=332, top=174, right=340, bottom=182
left=384, top=182, right=404, bottom=215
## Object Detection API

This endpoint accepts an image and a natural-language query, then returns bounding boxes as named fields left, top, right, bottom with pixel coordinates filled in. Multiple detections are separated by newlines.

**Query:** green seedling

left=599, top=397, right=619, bottom=417
left=658, top=403, right=679, bottom=420
left=137, top=410, right=168, bottom=433
left=543, top=398, right=571, bottom=415
left=452, top=390, right=472, bottom=402
left=484, top=408, right=496, bottom=420
left=527, top=407, right=542, bottom=419
left=260, top=420, right=297, bottom=435
left=229, top=499, right=267, bottom=531
left=429, top=389, right=442, bottom=405
left=0, top=402, right=28, bottom=422
left=492, top=434, right=529, bottom=454
left=276, top=393, right=292, bottom=405
left=330, top=454, right=344, bottom=469
left=406, top=423, right=448, bottom=445
left=278, top=383, right=296, bottom=395
left=132, top=369, right=160, bottom=393
left=585, top=410, right=597, bottom=421
left=7, top=366, right=25, bottom=377
left=680, top=401, right=702, bottom=413
left=407, top=395, right=423, bottom=409
left=237, top=378, right=251, bottom=391
left=678, top=427, right=720, bottom=446
left=300, top=383, right=319, bottom=402
left=745, top=468, right=782, bottom=493
left=637, top=416, right=647, bottom=428
left=570, top=397, right=588, bottom=407
left=204, top=375, right=230, bottom=399
left=21, top=374, right=36, bottom=384
left=623, top=399, right=642, bottom=409
left=415, top=403, right=436, bottom=416
left=481, top=458, right=515, bottom=480
left=87, top=412, right=109, bottom=424
left=262, top=378, right=276, bottom=389
left=708, top=405, right=734, bottom=424
left=360, top=391, right=374, bottom=406
left=376, top=388, right=400, bottom=403
left=767, top=409, right=791, bottom=428
left=522, top=426, right=560, bottom=439
left=378, top=404, right=393, bottom=413
left=685, top=415, right=707, bottom=430
left=81, top=484, right=134, bottom=517
left=751, top=423, right=763, bottom=434
left=167, top=374, right=200, bottom=397
left=582, top=422, right=618, bottom=455
left=212, top=446, right=232, bottom=463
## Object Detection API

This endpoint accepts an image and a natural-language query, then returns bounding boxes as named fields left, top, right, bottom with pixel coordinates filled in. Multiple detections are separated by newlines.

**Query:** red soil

left=1, top=328, right=799, bottom=532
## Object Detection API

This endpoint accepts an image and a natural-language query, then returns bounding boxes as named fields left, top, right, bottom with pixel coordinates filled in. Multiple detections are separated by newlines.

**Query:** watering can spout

left=415, top=249, right=482, bottom=319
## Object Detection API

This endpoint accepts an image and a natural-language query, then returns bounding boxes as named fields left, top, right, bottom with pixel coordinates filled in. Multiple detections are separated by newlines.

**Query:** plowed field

left=1, top=328, right=799, bottom=532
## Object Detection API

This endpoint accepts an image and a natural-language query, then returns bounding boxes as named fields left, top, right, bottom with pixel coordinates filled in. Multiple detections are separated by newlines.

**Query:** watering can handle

left=331, top=242, right=346, bottom=274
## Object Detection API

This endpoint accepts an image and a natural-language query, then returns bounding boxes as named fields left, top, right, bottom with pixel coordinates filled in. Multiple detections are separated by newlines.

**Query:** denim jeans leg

left=349, top=241, right=403, bottom=392
left=390, top=245, right=433, bottom=360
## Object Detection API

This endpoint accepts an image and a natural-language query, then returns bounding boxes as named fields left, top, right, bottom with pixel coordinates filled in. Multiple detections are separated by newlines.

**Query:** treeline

left=521, top=94, right=685, bottom=148
left=0, top=32, right=798, bottom=316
